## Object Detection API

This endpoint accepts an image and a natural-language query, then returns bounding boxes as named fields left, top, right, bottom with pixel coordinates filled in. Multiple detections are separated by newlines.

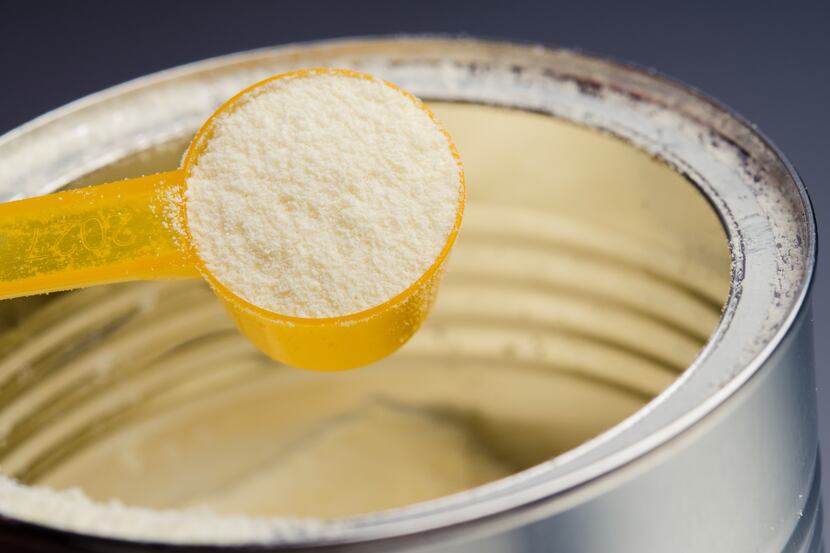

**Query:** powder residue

left=0, top=474, right=330, bottom=545
left=182, top=402, right=513, bottom=518
left=185, top=71, right=461, bottom=318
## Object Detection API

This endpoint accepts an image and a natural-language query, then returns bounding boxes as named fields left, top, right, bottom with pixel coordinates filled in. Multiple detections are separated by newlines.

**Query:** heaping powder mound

left=186, top=71, right=461, bottom=318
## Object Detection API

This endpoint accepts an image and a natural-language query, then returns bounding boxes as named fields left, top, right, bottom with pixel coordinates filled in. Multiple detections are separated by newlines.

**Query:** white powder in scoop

left=186, top=71, right=461, bottom=318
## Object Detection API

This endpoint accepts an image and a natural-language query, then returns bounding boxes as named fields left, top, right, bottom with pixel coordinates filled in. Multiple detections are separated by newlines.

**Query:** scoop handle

left=0, top=171, right=197, bottom=300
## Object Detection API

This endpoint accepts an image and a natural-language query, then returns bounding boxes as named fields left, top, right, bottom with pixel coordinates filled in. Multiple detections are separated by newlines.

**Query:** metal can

left=0, top=37, right=818, bottom=552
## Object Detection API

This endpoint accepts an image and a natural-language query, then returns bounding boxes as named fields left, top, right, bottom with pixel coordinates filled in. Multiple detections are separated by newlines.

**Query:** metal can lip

left=0, top=36, right=817, bottom=548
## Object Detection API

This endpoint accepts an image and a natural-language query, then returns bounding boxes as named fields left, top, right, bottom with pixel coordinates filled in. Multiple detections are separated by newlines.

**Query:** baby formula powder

left=185, top=71, right=462, bottom=318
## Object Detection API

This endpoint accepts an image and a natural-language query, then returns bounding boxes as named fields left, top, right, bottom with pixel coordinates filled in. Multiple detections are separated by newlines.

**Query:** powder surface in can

left=185, top=72, right=461, bottom=318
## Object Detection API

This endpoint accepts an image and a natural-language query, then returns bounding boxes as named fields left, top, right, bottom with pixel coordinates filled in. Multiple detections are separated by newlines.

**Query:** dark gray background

left=2, top=0, right=828, bottom=533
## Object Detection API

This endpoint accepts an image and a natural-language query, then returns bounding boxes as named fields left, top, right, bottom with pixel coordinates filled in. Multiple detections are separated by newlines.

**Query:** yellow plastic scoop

left=0, top=69, right=465, bottom=371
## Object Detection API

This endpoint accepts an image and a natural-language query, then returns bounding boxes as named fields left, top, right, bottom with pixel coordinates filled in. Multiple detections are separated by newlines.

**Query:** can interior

left=0, top=101, right=730, bottom=520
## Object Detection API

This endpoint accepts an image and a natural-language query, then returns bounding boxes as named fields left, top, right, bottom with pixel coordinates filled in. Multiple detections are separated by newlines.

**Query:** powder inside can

left=185, top=71, right=461, bottom=318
